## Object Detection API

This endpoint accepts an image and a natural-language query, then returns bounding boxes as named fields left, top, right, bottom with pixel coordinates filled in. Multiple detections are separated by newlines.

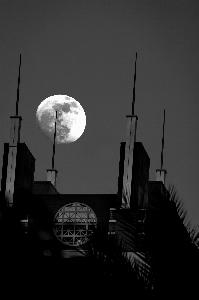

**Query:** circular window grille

left=53, top=202, right=97, bottom=246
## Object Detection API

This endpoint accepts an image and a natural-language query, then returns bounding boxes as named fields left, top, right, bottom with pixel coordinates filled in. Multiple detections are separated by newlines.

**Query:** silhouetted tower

left=122, top=52, right=138, bottom=208
left=47, top=110, right=58, bottom=187
left=1, top=54, right=35, bottom=213
left=156, top=109, right=167, bottom=185
left=5, top=54, right=22, bottom=206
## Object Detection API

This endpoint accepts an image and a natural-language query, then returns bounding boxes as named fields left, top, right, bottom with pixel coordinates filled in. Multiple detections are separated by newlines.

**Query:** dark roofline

left=33, top=181, right=59, bottom=194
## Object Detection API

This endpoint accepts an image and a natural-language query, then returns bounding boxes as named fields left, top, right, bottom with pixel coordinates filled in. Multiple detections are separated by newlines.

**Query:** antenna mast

left=160, top=109, right=166, bottom=169
left=132, top=52, right=137, bottom=115
left=52, top=110, right=57, bottom=169
left=16, top=54, right=21, bottom=116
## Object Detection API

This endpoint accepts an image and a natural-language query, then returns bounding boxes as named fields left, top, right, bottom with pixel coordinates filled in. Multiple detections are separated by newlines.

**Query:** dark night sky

left=0, top=0, right=199, bottom=228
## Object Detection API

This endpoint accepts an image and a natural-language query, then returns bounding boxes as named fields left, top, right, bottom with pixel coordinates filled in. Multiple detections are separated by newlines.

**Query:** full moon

left=36, top=95, right=86, bottom=144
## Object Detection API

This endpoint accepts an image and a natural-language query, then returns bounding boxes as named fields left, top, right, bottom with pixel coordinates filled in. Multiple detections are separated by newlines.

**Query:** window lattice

left=53, top=202, right=97, bottom=246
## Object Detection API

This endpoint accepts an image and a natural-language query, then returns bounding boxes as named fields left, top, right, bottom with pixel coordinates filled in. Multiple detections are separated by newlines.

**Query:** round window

left=53, top=202, right=97, bottom=246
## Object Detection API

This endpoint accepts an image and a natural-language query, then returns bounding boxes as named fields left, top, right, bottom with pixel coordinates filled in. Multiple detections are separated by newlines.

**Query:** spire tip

left=132, top=52, right=137, bottom=115
left=16, top=54, right=22, bottom=116
left=52, top=110, right=58, bottom=169
left=160, top=109, right=166, bottom=169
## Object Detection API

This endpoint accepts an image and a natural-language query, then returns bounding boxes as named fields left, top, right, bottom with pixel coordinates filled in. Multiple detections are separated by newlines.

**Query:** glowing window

left=53, top=202, right=97, bottom=246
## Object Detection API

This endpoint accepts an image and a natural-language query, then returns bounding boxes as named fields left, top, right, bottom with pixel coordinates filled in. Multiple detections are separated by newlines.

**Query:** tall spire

left=132, top=52, right=137, bottom=115
left=156, top=109, right=167, bottom=185
left=52, top=110, right=57, bottom=169
left=5, top=54, right=23, bottom=206
left=16, top=54, right=21, bottom=116
left=47, top=110, right=58, bottom=188
left=122, top=52, right=138, bottom=208
left=160, top=109, right=165, bottom=169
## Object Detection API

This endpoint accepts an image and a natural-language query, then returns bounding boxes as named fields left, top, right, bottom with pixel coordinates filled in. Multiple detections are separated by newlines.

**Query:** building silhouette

left=0, top=54, right=168, bottom=267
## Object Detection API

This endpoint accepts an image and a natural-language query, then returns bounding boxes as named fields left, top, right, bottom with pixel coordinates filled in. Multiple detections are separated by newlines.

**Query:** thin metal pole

left=16, top=54, right=21, bottom=116
left=52, top=110, right=57, bottom=169
left=161, top=109, right=166, bottom=169
left=132, top=52, right=137, bottom=115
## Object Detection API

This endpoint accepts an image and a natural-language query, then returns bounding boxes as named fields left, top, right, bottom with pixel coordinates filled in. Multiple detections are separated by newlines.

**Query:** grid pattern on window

left=53, top=202, right=97, bottom=246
